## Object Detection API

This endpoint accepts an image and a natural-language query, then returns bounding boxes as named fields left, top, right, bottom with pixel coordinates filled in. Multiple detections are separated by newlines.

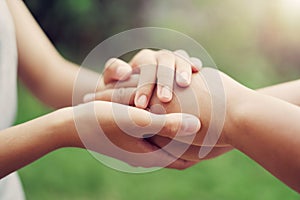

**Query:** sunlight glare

left=280, top=0, right=300, bottom=20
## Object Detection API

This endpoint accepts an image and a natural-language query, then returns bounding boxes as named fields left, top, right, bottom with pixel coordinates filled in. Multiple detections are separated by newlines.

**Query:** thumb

left=107, top=104, right=201, bottom=139
left=153, top=113, right=201, bottom=138
left=124, top=112, right=201, bottom=139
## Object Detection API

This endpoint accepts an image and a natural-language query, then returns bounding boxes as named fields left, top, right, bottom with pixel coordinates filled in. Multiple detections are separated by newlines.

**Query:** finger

left=174, top=49, right=190, bottom=58
left=150, top=113, right=201, bottom=138
left=76, top=101, right=196, bottom=170
left=93, top=102, right=200, bottom=169
left=148, top=135, right=199, bottom=162
left=171, top=132, right=231, bottom=147
left=136, top=139, right=197, bottom=169
left=86, top=88, right=136, bottom=105
left=105, top=74, right=139, bottom=89
left=103, top=58, right=132, bottom=84
left=149, top=135, right=199, bottom=161
left=135, top=65, right=157, bottom=109
left=190, top=57, right=203, bottom=72
left=130, top=49, right=157, bottom=109
left=149, top=136, right=233, bottom=162
left=174, top=52, right=192, bottom=87
left=165, top=158, right=198, bottom=170
left=96, top=102, right=197, bottom=169
left=129, top=49, right=155, bottom=68
left=125, top=138, right=196, bottom=169
left=94, top=120, right=196, bottom=169
left=156, top=50, right=176, bottom=103
left=109, top=105, right=201, bottom=140
left=174, top=49, right=199, bottom=72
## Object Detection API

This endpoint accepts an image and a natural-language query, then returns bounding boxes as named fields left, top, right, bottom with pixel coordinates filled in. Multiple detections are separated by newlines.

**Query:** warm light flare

left=279, top=0, right=300, bottom=20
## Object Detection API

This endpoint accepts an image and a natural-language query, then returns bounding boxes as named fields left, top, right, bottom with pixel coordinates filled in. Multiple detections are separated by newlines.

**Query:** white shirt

left=0, top=0, right=25, bottom=199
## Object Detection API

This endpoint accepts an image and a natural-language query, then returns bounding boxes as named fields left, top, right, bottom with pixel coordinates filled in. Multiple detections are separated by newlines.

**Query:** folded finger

left=105, top=74, right=139, bottom=89
left=89, top=88, right=136, bottom=105
left=135, top=65, right=157, bottom=109
left=174, top=53, right=192, bottom=87
left=190, top=57, right=203, bottom=72
left=123, top=138, right=197, bottom=169
left=149, top=136, right=233, bottom=162
left=130, top=49, right=157, bottom=109
left=174, top=50, right=199, bottom=72
left=156, top=50, right=176, bottom=103
left=103, top=58, right=132, bottom=84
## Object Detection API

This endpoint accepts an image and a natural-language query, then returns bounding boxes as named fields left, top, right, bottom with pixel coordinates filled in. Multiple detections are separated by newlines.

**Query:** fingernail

left=161, top=86, right=172, bottom=100
left=181, top=115, right=200, bottom=135
left=143, top=134, right=155, bottom=139
left=177, top=72, right=190, bottom=86
left=83, top=93, right=96, bottom=103
left=136, top=95, right=147, bottom=108
left=190, top=57, right=203, bottom=71
left=116, top=66, right=131, bottom=79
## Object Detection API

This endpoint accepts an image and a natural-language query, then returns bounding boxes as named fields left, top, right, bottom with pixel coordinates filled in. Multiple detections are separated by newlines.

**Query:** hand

left=92, top=68, right=250, bottom=161
left=62, top=101, right=201, bottom=169
left=85, top=49, right=202, bottom=108
left=80, top=49, right=203, bottom=166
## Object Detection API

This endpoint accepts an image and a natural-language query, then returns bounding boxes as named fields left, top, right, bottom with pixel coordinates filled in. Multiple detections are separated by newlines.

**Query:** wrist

left=49, top=107, right=83, bottom=149
left=223, top=87, right=258, bottom=146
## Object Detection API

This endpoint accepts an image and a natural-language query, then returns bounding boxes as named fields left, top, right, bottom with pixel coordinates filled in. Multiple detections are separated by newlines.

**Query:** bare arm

left=258, top=79, right=300, bottom=106
left=0, top=109, right=70, bottom=177
left=0, top=102, right=201, bottom=178
left=227, top=92, right=300, bottom=193
left=6, top=0, right=99, bottom=108
left=93, top=65, right=300, bottom=192
left=156, top=72, right=300, bottom=192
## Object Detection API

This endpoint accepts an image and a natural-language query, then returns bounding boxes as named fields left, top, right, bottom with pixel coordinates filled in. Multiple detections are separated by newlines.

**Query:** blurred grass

left=14, top=0, right=300, bottom=199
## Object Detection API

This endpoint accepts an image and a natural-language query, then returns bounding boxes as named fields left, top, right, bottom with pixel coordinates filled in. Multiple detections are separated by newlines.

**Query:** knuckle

left=138, top=80, right=155, bottom=91
left=112, top=88, right=124, bottom=103
left=157, top=49, right=175, bottom=60
left=134, top=50, right=157, bottom=68
left=137, top=84, right=153, bottom=93
left=174, top=49, right=189, bottom=58
left=105, top=58, right=117, bottom=69
left=176, top=55, right=192, bottom=67
left=165, top=119, right=180, bottom=137
left=139, top=49, right=154, bottom=55
left=190, top=57, right=203, bottom=69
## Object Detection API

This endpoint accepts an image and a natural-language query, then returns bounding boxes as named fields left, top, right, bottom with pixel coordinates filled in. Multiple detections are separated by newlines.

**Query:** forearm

left=227, top=92, right=300, bottom=192
left=257, top=79, right=300, bottom=106
left=0, top=108, right=77, bottom=178
left=7, top=0, right=100, bottom=108
left=31, top=59, right=100, bottom=108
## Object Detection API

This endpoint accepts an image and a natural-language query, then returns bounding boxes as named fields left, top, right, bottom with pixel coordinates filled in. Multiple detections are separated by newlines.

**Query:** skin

left=0, top=0, right=203, bottom=178
left=150, top=78, right=300, bottom=161
left=95, top=67, right=300, bottom=192
left=3, top=0, right=300, bottom=193
left=0, top=103, right=201, bottom=178
left=84, top=49, right=202, bottom=107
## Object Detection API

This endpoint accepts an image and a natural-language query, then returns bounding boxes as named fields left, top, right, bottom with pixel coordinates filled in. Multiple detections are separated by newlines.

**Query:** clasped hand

left=82, top=49, right=249, bottom=168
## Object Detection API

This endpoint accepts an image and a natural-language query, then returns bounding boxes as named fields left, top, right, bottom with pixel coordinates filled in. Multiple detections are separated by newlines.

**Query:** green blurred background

left=16, top=0, right=300, bottom=199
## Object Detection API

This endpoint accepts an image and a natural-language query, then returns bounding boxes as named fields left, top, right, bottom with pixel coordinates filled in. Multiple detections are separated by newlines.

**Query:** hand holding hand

left=89, top=49, right=248, bottom=162
left=64, top=101, right=201, bottom=169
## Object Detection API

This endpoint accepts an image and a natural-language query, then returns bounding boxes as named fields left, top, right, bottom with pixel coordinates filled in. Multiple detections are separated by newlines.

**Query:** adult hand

left=84, top=49, right=242, bottom=162
left=90, top=69, right=241, bottom=161
left=63, top=101, right=201, bottom=169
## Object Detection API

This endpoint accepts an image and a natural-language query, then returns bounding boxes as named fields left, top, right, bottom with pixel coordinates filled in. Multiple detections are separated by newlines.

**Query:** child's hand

left=97, top=49, right=202, bottom=108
